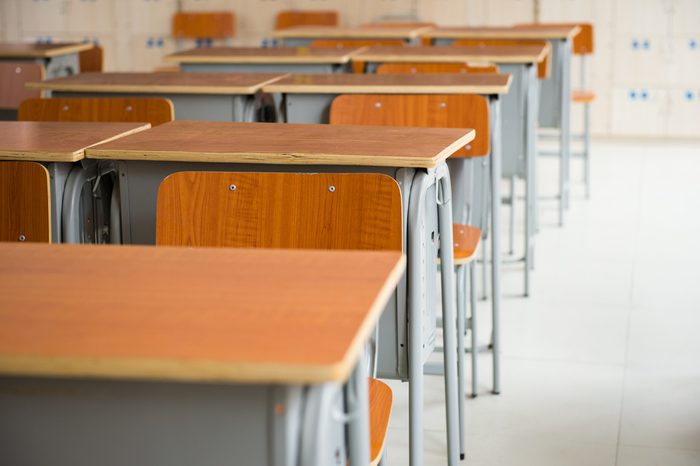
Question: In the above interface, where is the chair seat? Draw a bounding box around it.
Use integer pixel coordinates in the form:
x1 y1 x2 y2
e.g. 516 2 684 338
453 224 481 265
572 90 596 103
369 377 392 465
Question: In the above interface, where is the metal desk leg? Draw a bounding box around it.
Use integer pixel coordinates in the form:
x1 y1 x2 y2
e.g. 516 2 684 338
456 263 467 460
488 96 502 394
524 66 538 296
61 165 90 244
436 163 460 466
559 38 573 225
407 171 430 466
347 352 370 466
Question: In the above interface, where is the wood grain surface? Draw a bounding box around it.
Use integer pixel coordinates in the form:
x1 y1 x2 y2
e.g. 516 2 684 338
165 47 365 64
0 162 51 243
27 72 288 95
376 62 499 74
275 10 339 30
172 12 235 39
354 45 547 64
0 243 405 384
452 39 551 79
329 94 490 158
452 224 481 264
156 172 403 251
86 120 474 168
18 97 174 126
369 378 392 465
0 121 151 162
263 72 511 95
0 42 93 58
272 25 432 39
425 25 581 41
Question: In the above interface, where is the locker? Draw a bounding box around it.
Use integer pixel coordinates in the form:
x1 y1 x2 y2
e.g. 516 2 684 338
613 0 672 35
66 0 115 34
667 36 700 86
180 0 234 10
128 34 177 71
666 88 700 137
19 0 69 34
671 0 700 35
612 35 670 87
357 0 414 24
237 0 289 34
417 0 467 26
127 0 177 35
484 0 535 26
610 87 667 136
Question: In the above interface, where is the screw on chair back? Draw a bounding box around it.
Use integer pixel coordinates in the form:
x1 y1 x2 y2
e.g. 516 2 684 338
18 97 174 127
376 62 498 75
0 161 51 243
453 38 551 79
275 10 339 30
156 172 402 251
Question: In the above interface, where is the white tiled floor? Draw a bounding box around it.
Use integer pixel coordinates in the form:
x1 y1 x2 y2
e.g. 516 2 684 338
382 139 700 465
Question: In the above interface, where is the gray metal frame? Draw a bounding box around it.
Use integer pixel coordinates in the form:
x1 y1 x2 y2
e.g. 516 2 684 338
1 53 81 79
180 62 351 74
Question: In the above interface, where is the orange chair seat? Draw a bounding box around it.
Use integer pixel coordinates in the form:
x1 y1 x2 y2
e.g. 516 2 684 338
369 378 392 465
572 90 595 103
453 224 481 264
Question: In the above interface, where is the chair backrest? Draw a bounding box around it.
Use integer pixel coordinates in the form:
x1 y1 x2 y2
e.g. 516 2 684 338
329 94 489 158
275 10 339 30
376 62 499 74
79 44 103 72
453 38 551 79
0 161 51 243
172 12 235 40
311 39 405 73
18 97 174 126
0 62 44 110
156 172 403 251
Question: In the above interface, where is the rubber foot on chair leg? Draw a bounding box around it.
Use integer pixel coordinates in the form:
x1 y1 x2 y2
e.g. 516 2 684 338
492 390 501 395
461 453 465 461
471 393 477 399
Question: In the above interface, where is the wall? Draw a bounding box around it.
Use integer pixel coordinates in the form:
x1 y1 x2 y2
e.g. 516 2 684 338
1 0 698 137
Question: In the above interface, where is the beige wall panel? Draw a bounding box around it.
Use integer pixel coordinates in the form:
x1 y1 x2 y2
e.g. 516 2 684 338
612 35 670 87
19 0 68 35
238 0 290 34
611 87 667 136
128 34 177 71
356 0 415 24
668 36 700 86
672 0 700 35
417 0 467 26
666 88 700 137
127 0 177 35
66 0 115 34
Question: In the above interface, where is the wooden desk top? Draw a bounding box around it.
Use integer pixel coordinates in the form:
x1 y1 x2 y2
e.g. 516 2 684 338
165 47 365 64
271 25 433 40
86 120 474 168
355 45 547 64
0 42 93 58
425 25 581 41
0 121 151 162
264 73 512 95
27 72 288 95
0 243 405 384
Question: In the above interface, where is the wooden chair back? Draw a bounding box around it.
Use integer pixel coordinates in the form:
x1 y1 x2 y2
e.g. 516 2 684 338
515 23 594 55
79 44 103 72
0 162 51 243
0 62 44 110
376 62 498 74
156 172 403 251
329 94 489 158
275 10 339 30
311 39 405 73
18 97 174 126
172 12 235 40
453 38 551 79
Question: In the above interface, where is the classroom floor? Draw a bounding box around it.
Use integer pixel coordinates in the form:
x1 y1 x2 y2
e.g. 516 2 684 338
383 139 700 465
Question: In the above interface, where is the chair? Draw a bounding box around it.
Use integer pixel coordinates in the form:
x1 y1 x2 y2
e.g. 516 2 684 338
156 171 400 464
453 38 551 79
274 10 339 30
172 11 235 49
310 39 405 73
0 62 44 119
79 44 103 72
0 162 51 243
18 97 174 127
376 62 499 74
329 93 491 458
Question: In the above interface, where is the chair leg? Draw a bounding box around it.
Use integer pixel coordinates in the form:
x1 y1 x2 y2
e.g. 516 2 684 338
583 101 591 199
508 176 516 255
469 261 478 398
481 218 489 301
456 264 467 461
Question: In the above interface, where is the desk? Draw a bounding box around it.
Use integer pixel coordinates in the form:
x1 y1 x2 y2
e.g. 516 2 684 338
0 121 149 243
425 26 581 225
271 25 433 47
27 72 287 122
165 47 364 74
0 42 93 79
265 73 509 397
0 242 404 466
355 45 546 297
87 120 473 466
